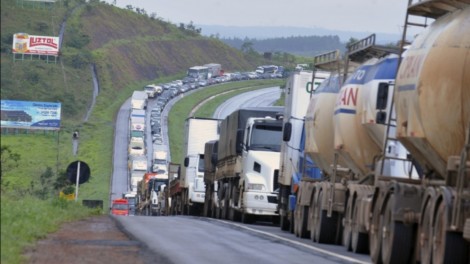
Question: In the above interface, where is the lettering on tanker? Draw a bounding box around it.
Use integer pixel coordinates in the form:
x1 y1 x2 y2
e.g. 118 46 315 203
398 54 425 80
334 86 359 115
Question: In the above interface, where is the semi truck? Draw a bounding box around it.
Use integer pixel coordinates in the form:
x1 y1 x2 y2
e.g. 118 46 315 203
202 140 218 217
168 162 181 215
137 172 169 216
131 90 148 110
286 2 469 264
276 70 329 232
128 155 148 193
368 3 470 263
203 63 223 79
111 199 129 216
208 107 284 223
152 148 168 174
129 109 145 133
170 117 221 215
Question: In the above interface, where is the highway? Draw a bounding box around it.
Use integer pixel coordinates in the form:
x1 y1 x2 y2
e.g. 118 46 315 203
111 83 371 264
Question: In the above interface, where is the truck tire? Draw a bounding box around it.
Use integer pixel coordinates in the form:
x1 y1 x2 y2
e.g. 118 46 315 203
241 212 254 224
432 201 469 264
351 198 369 253
419 199 433 264
299 205 310 238
343 196 353 251
314 190 339 244
381 196 414 264
369 197 383 264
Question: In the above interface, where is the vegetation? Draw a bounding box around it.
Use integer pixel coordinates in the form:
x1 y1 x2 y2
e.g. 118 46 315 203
1 194 98 264
0 0 293 262
221 35 346 57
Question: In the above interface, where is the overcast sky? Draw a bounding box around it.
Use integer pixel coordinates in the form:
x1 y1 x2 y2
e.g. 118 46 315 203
109 0 410 35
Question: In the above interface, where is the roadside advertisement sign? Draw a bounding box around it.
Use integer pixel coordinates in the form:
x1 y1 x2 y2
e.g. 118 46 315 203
12 33 60 56
0 100 61 130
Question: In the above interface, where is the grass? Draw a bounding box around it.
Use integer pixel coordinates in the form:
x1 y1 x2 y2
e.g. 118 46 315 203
1 194 98 264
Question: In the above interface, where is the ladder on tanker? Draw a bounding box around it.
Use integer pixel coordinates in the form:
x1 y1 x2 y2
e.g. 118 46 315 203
378 0 470 179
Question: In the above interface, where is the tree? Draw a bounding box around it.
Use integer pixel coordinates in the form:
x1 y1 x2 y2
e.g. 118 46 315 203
346 37 359 48
241 41 254 53
0 146 20 183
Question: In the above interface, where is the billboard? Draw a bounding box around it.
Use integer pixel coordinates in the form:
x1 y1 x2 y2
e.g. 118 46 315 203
0 100 61 130
12 33 60 56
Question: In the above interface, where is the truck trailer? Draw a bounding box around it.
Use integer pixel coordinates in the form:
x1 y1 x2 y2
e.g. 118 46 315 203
170 117 221 215
286 2 470 264
131 90 148 110
277 70 329 232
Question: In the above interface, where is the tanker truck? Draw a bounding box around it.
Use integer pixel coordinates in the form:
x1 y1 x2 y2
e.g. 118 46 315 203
367 2 470 264
300 34 419 250
277 70 329 232
212 107 284 223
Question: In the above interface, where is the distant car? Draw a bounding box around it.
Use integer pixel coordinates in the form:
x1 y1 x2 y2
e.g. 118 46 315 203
162 83 171 90
153 135 163 144
198 80 207 87
129 141 145 156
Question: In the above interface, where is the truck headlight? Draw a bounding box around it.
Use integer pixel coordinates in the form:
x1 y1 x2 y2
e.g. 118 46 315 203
247 183 266 191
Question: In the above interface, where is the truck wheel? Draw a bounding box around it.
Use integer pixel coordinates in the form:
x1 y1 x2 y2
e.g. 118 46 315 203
343 196 353 251
294 206 300 237
280 213 289 231
242 212 253 224
432 201 469 264
369 198 383 264
299 205 310 238
314 190 339 244
420 199 433 264
381 196 413 264
351 199 369 253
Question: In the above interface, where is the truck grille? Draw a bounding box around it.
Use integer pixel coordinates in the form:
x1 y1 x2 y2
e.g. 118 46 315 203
268 195 278 204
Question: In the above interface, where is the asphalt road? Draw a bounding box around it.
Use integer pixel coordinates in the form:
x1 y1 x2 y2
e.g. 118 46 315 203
111 83 372 264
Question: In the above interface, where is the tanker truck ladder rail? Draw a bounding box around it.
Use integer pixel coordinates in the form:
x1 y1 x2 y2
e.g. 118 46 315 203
451 122 470 230
378 84 417 179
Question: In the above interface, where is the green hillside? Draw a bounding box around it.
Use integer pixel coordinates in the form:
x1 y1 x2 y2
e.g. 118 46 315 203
1 1 287 262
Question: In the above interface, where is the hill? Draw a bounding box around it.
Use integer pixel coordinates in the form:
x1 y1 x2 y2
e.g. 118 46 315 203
1 0 270 124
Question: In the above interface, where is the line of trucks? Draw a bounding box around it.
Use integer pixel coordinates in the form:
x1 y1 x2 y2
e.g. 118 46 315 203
124 87 170 216
164 1 469 263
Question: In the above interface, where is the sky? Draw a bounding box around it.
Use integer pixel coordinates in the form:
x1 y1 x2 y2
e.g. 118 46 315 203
108 0 411 35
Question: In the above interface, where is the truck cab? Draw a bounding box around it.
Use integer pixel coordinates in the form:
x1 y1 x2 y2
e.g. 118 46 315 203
111 199 129 216
184 154 206 205
239 117 283 217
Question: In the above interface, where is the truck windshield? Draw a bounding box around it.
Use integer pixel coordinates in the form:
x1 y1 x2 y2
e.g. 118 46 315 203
126 198 136 205
250 124 282 152
112 204 129 210
152 179 168 192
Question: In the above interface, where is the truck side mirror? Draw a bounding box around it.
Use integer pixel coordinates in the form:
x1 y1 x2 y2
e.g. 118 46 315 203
376 82 389 110
184 157 189 167
283 122 292 142
211 153 218 166
376 112 387 124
